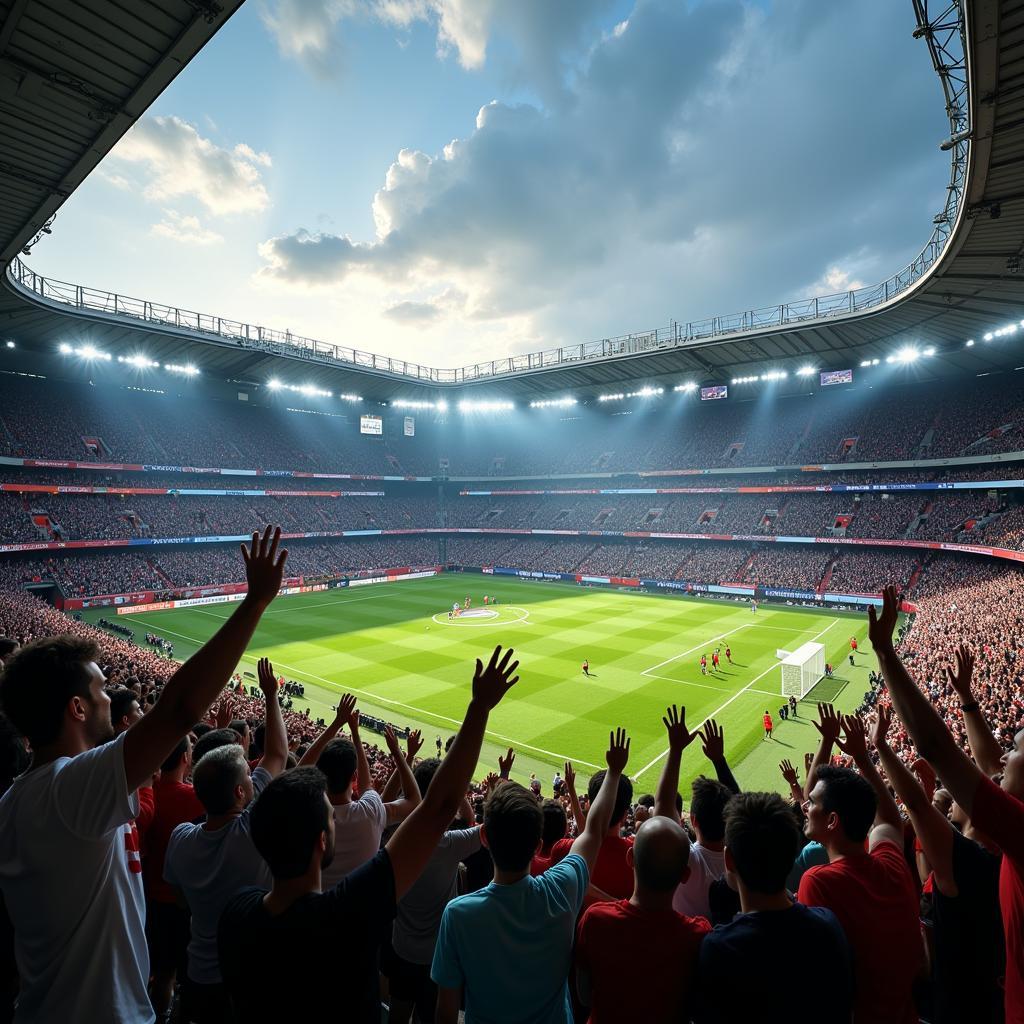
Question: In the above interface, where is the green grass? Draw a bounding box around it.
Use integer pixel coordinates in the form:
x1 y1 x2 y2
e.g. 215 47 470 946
84 578 876 796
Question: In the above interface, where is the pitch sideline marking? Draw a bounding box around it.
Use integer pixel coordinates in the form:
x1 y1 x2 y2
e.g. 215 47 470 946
633 618 841 780
120 617 603 771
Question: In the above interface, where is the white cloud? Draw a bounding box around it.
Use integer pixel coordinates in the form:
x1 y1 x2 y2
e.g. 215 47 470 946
151 210 224 246
255 0 947 366
108 116 271 217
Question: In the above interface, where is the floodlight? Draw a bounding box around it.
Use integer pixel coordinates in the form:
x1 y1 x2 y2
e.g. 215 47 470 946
966 339 975 347
923 346 936 357
894 347 920 364
797 366 816 376
59 343 72 354
268 379 282 390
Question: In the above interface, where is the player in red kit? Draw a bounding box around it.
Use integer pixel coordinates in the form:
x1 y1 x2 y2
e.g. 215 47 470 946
711 651 720 672
700 655 707 676
724 646 732 664
582 659 590 677
763 710 773 740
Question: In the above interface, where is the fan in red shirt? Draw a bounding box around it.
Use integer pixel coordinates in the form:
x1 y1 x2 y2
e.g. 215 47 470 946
576 816 709 1023
549 769 634 901
868 585 1024 1024
142 736 204 1018
798 707 921 1024
530 799 568 876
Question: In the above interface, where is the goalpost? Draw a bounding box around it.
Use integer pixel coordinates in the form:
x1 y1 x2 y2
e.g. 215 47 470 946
780 641 826 699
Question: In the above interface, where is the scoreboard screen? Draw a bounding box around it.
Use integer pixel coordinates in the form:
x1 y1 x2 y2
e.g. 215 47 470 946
820 369 853 387
700 385 728 401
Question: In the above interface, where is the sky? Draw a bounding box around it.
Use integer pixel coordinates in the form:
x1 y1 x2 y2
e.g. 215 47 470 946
30 0 950 371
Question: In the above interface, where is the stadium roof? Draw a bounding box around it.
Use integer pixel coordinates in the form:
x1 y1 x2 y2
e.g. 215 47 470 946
0 0 1022 406
0 0 244 267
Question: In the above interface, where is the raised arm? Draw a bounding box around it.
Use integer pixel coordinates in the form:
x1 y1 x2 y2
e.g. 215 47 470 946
945 646 1003 777
869 585 985 815
380 725 422 824
122 526 286 792
570 729 630 870
806 702 842 800
779 760 804 805
700 719 739 794
498 746 515 781
348 709 373 795
386 646 519 900
381 728 424 802
837 713 902 847
563 760 586 830
654 705 699 822
871 705 956 893
297 694 356 767
256 657 288 778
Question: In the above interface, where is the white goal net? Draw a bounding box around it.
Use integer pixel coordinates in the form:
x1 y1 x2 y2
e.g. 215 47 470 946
780 641 826 699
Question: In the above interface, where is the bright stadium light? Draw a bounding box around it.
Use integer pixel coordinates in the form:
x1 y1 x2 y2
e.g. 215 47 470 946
436 400 449 412
4 340 14 349
894 346 920 364
923 346 936 357
119 353 158 368
460 401 516 413
966 339 975 347
984 333 993 341
625 386 664 399
337 393 362 403
529 397 577 409
598 393 625 402
267 379 282 390
674 382 697 392
166 363 200 376
796 365 816 376
392 399 444 409
59 343 72 354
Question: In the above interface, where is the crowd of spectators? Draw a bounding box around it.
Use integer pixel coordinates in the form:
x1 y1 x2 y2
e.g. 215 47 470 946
744 547 833 591
5 373 1024 476
1 535 1023 1024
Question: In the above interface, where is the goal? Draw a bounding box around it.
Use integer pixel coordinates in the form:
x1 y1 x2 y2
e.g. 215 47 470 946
780 641 826 699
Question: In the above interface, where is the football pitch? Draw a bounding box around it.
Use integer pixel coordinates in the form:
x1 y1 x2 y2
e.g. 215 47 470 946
86 577 877 795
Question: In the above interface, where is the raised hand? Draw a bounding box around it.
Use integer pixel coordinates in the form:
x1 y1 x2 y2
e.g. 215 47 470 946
944 644 975 700
498 746 515 778
606 727 631 773
346 705 362 733
662 705 700 753
484 771 500 793
383 724 403 760
241 525 288 608
700 719 725 762
779 759 800 788
334 693 357 726
406 728 423 761
870 703 893 749
257 657 279 698
472 646 520 711
813 702 843 745
563 760 576 792
837 714 869 760
804 751 814 777
867 583 900 651
214 696 235 729
913 757 937 802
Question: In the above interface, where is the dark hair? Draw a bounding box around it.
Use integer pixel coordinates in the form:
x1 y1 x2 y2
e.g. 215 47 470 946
192 727 243 765
725 792 802 893
484 782 543 871
107 687 138 725
160 736 190 774
229 718 250 739
252 723 266 757
192 723 213 740
413 757 442 797
690 776 732 842
587 770 634 827
636 794 655 809
540 798 567 847
0 638 19 660
317 738 357 793
0 636 99 747
816 766 877 843
192 744 249 814
250 767 330 879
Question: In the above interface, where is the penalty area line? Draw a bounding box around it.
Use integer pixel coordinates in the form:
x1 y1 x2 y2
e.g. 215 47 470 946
120 618 602 771
634 617 840 780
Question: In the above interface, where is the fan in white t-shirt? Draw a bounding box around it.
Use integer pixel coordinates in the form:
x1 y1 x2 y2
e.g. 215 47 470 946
0 525 289 1024
307 705 424 885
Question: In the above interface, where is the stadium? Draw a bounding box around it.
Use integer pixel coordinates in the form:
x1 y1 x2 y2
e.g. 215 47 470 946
0 1 1022 1023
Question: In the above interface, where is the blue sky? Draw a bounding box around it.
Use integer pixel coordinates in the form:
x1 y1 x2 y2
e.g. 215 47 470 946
32 0 949 369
